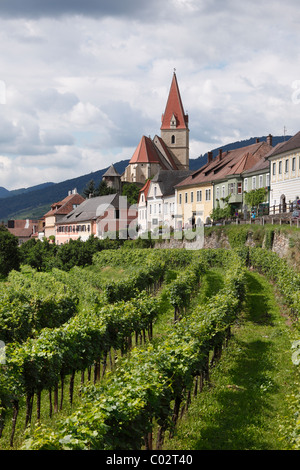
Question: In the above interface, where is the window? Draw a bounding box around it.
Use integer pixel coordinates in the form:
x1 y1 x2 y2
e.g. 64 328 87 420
259 175 263 188
159 204 161 214
252 176 256 189
191 191 194 203
266 173 270 187
205 189 211 201
179 193 182 205
197 190 202 202
244 178 248 192
216 187 220 199
229 182 235 194
222 185 225 198
154 186 157 197
272 162 276 175
149 204 152 215
237 182 242 194
171 135 175 144
278 161 282 174
285 159 289 173
292 157 296 172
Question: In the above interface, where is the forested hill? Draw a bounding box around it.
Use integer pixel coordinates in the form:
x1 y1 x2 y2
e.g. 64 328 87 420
0 135 290 222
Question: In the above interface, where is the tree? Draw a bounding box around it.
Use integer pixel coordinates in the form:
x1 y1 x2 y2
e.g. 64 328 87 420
210 195 232 221
83 180 115 198
83 179 97 198
0 225 20 277
19 238 57 271
122 183 140 206
96 180 115 196
244 188 267 209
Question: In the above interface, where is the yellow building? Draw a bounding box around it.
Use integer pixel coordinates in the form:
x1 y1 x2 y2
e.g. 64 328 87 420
175 181 212 229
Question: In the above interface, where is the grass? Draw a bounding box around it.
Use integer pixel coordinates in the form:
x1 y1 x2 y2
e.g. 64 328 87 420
162 270 300 450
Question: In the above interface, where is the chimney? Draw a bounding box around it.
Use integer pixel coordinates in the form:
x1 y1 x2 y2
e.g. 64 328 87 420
207 151 213 163
218 149 223 161
267 134 273 146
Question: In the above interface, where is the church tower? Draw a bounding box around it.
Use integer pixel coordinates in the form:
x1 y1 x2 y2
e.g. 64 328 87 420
160 71 189 170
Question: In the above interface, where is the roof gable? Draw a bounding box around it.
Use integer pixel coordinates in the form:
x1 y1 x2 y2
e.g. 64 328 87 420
266 130 300 158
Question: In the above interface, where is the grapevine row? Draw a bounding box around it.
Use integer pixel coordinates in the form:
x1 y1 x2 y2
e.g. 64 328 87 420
1 252 207 445
23 250 246 450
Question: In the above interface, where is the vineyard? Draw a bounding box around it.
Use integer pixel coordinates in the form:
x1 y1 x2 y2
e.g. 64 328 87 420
0 245 300 450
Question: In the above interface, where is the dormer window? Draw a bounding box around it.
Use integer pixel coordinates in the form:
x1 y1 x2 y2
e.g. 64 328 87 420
170 113 177 129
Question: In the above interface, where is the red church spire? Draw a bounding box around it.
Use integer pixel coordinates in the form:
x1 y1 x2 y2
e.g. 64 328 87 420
161 71 188 130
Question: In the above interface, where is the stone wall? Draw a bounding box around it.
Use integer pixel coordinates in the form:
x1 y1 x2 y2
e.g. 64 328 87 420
154 228 291 257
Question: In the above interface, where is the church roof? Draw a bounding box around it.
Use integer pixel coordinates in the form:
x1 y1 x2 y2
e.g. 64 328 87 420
161 72 188 130
129 135 176 170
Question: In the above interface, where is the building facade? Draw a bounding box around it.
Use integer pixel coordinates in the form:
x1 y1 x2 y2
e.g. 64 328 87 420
267 131 300 210
43 189 85 240
55 194 138 244
138 169 192 234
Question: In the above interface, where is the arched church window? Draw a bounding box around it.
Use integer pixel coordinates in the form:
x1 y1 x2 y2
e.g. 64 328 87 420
171 135 175 144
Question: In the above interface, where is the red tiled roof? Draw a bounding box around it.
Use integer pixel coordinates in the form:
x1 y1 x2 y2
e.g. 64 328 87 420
129 135 172 170
161 72 188 130
7 219 38 238
138 178 151 202
154 135 178 170
175 141 272 188
44 193 85 217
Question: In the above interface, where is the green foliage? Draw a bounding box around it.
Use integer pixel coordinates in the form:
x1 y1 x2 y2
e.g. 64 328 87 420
19 249 246 450
19 238 57 271
121 183 140 206
244 187 267 208
82 179 115 198
210 195 232 221
0 225 20 277
227 226 249 248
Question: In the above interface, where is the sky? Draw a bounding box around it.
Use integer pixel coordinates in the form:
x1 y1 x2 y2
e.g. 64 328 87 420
0 0 300 190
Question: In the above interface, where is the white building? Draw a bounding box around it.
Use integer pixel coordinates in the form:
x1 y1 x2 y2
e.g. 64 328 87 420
267 131 300 210
137 169 192 235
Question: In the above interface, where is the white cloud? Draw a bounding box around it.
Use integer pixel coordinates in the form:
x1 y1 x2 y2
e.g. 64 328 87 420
0 1 299 189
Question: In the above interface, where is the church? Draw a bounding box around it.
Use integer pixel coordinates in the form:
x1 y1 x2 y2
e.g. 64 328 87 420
121 71 190 185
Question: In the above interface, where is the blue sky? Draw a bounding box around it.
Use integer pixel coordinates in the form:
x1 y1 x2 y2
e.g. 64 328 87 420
0 0 299 189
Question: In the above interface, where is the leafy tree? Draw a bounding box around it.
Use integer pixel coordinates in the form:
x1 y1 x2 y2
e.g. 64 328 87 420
122 183 140 206
19 238 57 271
210 195 232 221
0 225 20 276
244 187 267 208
